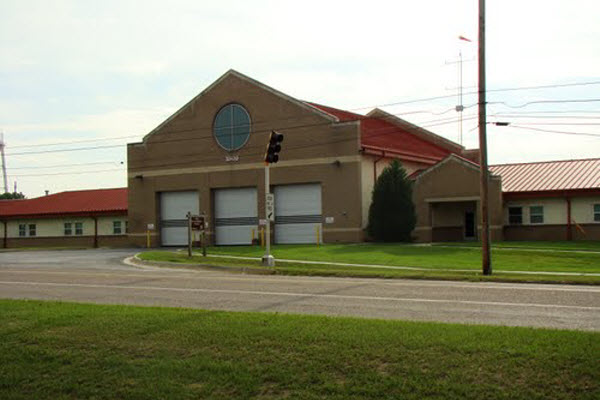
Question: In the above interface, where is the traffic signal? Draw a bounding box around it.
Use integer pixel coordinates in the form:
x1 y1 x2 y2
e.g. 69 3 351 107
264 130 284 164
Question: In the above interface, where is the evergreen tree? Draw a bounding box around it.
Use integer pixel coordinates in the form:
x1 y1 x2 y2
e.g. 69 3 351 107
367 159 416 242
0 192 25 200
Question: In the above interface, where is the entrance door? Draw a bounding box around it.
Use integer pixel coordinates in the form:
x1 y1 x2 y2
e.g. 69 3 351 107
464 211 476 239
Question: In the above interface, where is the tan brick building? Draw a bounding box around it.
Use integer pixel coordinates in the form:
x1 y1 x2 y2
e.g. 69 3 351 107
127 70 499 246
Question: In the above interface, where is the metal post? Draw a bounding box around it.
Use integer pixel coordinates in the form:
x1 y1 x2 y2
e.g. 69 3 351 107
478 0 491 275
262 165 275 266
187 212 192 257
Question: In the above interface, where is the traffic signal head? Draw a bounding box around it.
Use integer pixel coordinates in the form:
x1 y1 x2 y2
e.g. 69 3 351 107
264 131 284 164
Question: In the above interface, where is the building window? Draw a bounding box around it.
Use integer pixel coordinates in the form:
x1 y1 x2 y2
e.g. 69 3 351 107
530 206 544 224
19 224 26 237
508 207 522 225
28 224 36 237
594 204 600 222
64 222 72 236
213 103 251 151
113 221 122 234
75 222 83 235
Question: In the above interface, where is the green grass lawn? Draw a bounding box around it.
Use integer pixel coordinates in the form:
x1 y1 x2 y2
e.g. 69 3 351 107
436 241 600 251
138 241 600 284
204 242 600 273
1 300 598 400
139 250 600 285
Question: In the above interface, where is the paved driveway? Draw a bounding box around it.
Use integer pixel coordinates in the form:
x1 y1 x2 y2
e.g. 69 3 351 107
0 248 599 331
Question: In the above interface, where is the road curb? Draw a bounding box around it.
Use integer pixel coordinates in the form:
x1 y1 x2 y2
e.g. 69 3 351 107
126 253 277 275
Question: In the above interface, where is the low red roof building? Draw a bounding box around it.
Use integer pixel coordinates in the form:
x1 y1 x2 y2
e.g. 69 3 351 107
0 188 128 248
0 188 128 219
490 158 600 241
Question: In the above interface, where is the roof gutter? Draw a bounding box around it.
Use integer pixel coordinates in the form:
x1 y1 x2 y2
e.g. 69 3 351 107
361 145 441 165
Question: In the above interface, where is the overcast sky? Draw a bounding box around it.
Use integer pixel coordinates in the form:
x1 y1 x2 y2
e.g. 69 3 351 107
1 0 599 197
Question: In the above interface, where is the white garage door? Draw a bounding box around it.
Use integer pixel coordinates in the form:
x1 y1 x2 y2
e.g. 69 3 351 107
214 187 258 245
274 184 322 244
160 191 199 246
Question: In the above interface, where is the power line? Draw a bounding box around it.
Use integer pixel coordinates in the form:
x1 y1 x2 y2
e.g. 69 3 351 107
7 161 123 170
506 125 600 138
6 108 474 157
12 168 126 177
9 135 140 149
490 114 600 120
488 98 600 109
350 79 600 110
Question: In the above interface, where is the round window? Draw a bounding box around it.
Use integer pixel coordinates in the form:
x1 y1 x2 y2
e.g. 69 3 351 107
213 104 251 151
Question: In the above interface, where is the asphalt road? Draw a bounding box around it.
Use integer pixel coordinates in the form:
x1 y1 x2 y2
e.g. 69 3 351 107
0 248 599 331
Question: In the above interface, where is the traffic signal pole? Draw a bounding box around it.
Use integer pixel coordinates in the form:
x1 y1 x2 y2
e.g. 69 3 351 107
262 131 283 267
262 163 275 267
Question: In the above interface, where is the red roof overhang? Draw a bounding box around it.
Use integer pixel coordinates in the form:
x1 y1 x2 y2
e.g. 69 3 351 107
503 188 600 201
0 209 127 221
361 145 442 165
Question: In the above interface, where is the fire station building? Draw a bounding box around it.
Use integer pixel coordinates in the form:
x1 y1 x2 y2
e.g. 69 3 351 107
127 70 503 247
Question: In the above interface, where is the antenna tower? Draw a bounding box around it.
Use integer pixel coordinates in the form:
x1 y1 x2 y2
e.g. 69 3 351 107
0 132 7 193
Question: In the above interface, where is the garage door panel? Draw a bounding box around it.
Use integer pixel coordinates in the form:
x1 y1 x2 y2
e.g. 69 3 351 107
275 223 322 244
274 184 321 216
215 226 256 245
161 227 189 246
214 188 257 245
274 184 322 244
160 191 199 246
161 192 198 220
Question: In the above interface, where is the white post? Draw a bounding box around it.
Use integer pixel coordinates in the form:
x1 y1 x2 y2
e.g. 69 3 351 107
262 164 275 266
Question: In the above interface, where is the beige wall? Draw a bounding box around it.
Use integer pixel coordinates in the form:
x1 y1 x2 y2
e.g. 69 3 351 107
0 216 128 239
503 195 600 241
571 197 600 224
504 196 600 226
504 198 566 226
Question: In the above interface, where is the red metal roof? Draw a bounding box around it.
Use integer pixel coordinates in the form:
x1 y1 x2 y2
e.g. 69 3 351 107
0 188 128 218
305 102 454 164
489 158 600 193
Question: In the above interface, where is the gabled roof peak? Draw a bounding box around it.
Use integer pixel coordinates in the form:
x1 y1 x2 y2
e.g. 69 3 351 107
140 70 338 142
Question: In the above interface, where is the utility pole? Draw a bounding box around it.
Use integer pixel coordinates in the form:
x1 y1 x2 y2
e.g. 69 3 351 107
478 0 492 275
458 50 464 145
0 132 8 193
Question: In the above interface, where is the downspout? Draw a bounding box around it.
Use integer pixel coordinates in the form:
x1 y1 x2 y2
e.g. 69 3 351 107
93 216 98 248
2 220 6 249
373 151 385 182
566 197 572 241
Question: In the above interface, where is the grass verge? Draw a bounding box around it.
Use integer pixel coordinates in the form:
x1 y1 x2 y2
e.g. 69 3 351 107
138 247 600 285
1 299 598 400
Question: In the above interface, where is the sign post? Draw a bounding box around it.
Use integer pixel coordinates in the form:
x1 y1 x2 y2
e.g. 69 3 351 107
189 214 207 257
186 212 192 257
